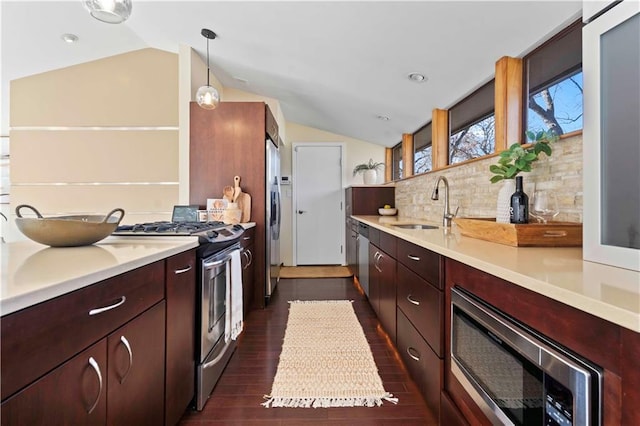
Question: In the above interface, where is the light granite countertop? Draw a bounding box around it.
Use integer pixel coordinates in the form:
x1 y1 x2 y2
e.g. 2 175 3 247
353 215 640 333
1 236 199 316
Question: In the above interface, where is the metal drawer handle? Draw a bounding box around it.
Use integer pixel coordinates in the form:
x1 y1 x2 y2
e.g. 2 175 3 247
203 257 229 268
407 254 421 261
242 250 250 269
247 249 253 267
174 265 192 274
243 236 251 240
407 294 420 306
87 357 103 414
407 347 421 362
119 336 133 384
89 296 126 316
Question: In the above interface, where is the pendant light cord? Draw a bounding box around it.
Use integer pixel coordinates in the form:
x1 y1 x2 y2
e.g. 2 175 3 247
206 36 210 86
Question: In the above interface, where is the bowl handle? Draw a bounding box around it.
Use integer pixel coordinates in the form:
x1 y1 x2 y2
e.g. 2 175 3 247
16 204 43 218
103 208 125 225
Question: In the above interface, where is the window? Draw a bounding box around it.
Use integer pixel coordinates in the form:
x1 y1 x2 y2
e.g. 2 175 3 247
526 21 582 136
413 123 432 174
392 142 402 180
449 80 495 164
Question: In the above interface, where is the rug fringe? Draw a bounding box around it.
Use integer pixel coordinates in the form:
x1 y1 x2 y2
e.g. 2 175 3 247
288 300 354 304
262 393 398 408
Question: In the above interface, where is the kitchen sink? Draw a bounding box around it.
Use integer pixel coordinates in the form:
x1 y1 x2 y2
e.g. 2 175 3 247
393 224 438 230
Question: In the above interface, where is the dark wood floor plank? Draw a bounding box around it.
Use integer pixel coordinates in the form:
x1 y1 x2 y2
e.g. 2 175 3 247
179 277 437 425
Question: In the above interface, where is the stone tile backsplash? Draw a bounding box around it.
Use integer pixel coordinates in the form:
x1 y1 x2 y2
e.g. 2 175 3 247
395 133 583 223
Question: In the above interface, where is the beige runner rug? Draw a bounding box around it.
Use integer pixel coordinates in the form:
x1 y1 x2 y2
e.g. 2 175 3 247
262 300 397 408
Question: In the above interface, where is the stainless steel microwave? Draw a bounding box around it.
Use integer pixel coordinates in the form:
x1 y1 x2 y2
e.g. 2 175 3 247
450 287 602 425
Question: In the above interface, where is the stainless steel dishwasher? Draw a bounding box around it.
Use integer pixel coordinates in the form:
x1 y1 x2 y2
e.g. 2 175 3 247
357 222 370 296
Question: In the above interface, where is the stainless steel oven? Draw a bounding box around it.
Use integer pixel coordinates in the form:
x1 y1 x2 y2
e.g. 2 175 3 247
451 286 602 425
196 243 240 411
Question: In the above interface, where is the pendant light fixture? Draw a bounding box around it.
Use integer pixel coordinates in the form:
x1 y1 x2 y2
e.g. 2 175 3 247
196 28 220 110
84 0 132 24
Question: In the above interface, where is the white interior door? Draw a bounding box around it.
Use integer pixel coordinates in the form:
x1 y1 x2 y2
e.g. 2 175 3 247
294 144 344 265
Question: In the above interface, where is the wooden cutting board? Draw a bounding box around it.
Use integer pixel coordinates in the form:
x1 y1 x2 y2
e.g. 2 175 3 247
236 192 251 222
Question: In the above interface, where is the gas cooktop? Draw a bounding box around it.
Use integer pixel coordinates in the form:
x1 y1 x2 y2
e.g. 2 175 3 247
112 221 245 245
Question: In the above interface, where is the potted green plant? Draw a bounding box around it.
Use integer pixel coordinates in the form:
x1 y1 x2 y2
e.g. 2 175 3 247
489 130 558 222
489 130 557 183
353 158 384 184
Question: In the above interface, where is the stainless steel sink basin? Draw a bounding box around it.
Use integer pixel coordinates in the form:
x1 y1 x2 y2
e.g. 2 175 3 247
393 224 438 230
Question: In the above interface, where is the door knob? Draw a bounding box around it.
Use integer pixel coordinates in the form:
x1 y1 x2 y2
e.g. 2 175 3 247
298 210 306 214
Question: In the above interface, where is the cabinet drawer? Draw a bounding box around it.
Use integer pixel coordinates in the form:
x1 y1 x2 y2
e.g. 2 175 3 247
240 226 255 248
397 239 442 289
397 308 442 418
379 231 397 258
397 263 443 356
369 227 380 246
1 261 164 400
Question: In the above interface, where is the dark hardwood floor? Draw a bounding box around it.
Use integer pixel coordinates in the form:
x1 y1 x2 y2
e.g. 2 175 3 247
179 277 438 425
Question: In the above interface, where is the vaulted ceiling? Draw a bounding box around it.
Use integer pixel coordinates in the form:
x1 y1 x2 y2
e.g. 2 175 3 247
1 1 582 145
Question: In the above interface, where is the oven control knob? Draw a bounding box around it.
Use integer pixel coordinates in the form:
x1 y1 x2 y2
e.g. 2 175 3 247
207 230 219 239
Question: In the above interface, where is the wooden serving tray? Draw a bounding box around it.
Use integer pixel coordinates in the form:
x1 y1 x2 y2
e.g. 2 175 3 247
453 217 582 247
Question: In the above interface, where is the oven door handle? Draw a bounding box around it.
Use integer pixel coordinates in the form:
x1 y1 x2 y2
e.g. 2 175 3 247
203 257 230 269
202 339 233 370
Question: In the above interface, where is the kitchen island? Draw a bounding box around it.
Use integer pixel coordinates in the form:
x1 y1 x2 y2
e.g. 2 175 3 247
1 236 199 425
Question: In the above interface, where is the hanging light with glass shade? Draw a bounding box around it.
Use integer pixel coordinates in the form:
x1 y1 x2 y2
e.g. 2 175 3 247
196 28 220 110
84 0 132 24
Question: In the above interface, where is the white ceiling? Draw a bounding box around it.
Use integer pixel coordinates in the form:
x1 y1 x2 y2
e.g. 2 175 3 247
1 0 582 146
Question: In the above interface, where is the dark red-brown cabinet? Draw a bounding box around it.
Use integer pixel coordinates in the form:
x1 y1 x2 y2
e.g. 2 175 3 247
190 101 276 309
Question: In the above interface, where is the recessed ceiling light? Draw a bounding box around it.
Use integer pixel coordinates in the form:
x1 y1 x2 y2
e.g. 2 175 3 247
61 33 79 44
408 72 427 83
376 115 390 121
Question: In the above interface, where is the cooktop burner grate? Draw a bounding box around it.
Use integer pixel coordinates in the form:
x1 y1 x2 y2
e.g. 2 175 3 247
116 221 226 234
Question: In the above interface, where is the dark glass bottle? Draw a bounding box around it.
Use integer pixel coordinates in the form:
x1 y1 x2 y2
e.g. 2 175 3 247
510 176 529 224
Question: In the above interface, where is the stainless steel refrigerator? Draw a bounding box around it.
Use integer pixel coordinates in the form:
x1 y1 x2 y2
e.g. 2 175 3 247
265 139 281 303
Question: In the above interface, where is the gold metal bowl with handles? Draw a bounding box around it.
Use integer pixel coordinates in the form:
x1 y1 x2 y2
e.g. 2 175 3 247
15 204 125 247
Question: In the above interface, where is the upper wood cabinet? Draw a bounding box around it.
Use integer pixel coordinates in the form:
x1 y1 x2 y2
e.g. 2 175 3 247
190 101 274 309
266 106 279 147
345 186 395 217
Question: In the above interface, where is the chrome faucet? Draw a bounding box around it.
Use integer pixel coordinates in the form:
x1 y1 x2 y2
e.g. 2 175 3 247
431 176 457 228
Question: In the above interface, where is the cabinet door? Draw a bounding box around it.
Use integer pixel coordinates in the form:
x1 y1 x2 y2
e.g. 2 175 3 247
346 222 358 276
377 249 397 345
583 2 640 271
107 302 165 426
368 244 380 316
165 251 196 426
241 244 255 317
1 340 107 426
